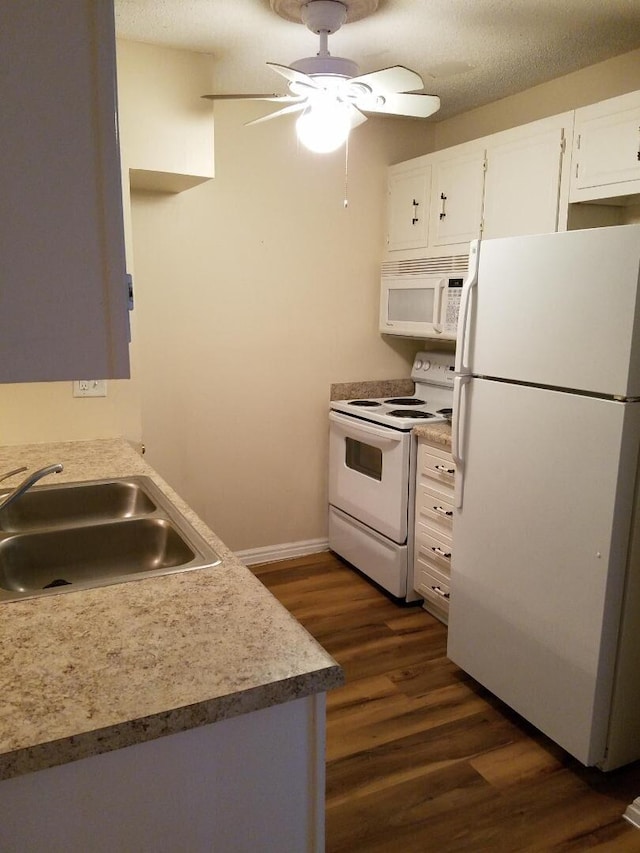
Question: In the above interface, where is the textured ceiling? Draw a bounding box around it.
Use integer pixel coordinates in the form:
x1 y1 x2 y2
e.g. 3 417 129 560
114 0 640 119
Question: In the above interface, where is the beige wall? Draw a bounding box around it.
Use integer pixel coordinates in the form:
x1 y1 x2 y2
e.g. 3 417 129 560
131 95 431 551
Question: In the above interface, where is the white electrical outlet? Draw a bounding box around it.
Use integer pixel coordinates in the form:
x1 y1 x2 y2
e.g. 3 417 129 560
73 380 107 397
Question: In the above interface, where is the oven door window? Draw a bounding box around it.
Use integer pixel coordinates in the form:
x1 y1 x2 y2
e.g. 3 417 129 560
345 437 382 481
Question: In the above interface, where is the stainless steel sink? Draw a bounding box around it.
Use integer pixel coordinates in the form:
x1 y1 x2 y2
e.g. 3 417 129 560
0 478 157 533
0 476 221 602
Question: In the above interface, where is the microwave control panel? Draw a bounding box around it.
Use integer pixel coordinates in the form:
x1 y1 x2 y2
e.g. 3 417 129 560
443 278 464 334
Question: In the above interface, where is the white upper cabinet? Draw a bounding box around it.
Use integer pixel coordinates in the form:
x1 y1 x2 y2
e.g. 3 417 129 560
428 148 486 247
0 0 130 383
387 160 431 251
570 90 640 203
482 115 572 240
385 113 572 264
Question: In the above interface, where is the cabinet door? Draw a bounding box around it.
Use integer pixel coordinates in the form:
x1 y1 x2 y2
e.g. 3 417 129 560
387 164 431 251
428 151 486 248
0 0 130 382
574 107 640 190
570 91 640 203
482 127 565 239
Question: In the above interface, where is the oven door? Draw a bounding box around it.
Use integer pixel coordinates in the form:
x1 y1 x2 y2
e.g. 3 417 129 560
329 411 411 543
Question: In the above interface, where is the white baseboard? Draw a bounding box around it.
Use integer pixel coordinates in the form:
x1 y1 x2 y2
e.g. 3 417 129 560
235 538 329 566
624 798 640 829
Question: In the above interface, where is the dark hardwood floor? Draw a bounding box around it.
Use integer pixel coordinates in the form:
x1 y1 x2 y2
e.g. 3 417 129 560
252 551 640 852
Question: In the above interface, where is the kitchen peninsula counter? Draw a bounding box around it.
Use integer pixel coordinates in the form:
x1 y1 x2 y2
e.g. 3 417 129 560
0 438 343 782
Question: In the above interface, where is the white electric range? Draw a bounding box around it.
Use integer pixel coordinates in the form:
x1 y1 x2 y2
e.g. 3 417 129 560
328 351 454 601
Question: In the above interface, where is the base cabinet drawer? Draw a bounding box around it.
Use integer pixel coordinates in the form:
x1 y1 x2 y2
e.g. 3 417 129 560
418 448 455 502
416 529 452 573
416 486 454 540
415 564 450 623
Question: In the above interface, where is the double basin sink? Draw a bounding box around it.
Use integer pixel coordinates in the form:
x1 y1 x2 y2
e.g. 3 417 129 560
0 476 221 602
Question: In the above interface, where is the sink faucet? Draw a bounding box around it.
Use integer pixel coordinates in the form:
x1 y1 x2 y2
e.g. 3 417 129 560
0 463 64 513
0 466 28 484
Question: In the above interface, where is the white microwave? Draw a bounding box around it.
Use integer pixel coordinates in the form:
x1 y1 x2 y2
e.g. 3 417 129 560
379 275 464 340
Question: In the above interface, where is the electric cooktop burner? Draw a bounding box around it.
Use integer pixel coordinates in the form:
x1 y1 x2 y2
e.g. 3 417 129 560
330 351 455 430
387 409 437 419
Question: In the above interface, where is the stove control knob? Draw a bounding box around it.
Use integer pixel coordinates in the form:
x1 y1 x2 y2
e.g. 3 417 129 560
422 360 431 371
415 359 423 369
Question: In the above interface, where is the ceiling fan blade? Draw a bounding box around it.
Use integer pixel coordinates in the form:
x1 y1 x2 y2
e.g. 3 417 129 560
355 92 440 119
349 107 368 129
202 94 299 102
266 62 317 89
349 66 424 94
245 102 307 127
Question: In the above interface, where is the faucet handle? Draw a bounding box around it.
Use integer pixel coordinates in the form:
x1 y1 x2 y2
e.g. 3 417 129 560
0 466 28 485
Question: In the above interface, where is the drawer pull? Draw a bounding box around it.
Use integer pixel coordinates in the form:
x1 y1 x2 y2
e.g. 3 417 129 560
434 464 455 475
432 505 453 518
431 585 450 600
431 546 451 559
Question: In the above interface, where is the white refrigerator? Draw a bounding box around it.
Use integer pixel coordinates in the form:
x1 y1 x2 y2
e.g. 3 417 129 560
448 223 640 770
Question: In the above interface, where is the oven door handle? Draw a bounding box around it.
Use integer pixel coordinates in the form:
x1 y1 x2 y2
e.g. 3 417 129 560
329 411 405 446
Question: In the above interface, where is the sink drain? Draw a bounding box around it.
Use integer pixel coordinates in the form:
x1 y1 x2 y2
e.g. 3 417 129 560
43 578 72 589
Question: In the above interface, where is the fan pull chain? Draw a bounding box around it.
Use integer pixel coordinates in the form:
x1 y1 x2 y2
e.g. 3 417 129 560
343 135 349 209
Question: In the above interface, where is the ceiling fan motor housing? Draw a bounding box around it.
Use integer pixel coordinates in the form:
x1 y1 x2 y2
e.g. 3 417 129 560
290 55 359 78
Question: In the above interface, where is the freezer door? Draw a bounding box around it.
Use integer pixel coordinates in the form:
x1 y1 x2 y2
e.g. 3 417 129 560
464 224 640 397
448 378 640 766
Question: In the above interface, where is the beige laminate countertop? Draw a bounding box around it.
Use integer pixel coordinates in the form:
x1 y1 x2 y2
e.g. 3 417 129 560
412 422 452 448
0 438 343 781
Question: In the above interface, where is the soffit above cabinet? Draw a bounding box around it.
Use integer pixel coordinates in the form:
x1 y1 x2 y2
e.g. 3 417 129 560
116 40 215 194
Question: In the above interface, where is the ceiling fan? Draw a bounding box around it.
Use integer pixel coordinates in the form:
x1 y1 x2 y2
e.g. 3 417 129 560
202 0 441 153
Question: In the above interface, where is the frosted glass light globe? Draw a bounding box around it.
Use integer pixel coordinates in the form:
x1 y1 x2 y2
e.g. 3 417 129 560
296 98 351 154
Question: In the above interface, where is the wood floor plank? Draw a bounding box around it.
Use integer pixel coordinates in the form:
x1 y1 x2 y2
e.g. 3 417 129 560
252 552 640 851
470 738 564 788
327 709 518 807
327 681 492 762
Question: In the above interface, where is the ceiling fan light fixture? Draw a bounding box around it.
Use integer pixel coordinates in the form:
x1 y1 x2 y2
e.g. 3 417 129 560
295 96 351 153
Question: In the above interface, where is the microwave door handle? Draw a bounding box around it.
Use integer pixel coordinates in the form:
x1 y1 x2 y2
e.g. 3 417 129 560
432 279 444 334
454 240 480 375
451 375 470 509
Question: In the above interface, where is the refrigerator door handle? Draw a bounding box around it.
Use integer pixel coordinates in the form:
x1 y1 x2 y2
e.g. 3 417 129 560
452 374 471 508
454 240 480 376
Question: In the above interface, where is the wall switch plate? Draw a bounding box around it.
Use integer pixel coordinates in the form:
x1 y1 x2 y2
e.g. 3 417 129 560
73 379 107 397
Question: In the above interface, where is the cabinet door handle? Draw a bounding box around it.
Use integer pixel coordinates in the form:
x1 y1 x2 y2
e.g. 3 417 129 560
637 126 640 161
434 464 455 475
412 198 420 225
431 546 452 559
432 505 453 517
439 193 447 220
431 585 450 600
